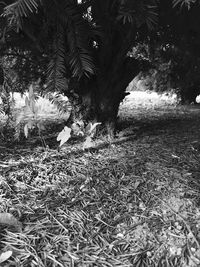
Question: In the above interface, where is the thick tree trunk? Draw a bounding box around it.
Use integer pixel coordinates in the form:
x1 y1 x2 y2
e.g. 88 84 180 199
95 58 140 126
67 58 140 136
67 79 122 134
94 88 121 136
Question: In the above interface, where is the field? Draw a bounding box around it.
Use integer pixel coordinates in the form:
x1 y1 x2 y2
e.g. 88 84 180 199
1 91 200 266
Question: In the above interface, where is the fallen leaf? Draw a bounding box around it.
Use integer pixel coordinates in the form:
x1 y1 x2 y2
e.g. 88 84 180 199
57 126 72 147
83 136 93 150
134 180 141 189
0 251 12 264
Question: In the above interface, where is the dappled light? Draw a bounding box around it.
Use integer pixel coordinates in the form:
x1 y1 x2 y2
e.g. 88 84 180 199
1 0 200 266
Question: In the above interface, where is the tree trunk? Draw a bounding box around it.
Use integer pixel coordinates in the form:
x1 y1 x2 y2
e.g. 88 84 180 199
67 78 122 135
96 58 140 125
68 58 140 136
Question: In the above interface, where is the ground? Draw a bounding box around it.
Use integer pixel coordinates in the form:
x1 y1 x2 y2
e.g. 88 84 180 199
1 91 200 266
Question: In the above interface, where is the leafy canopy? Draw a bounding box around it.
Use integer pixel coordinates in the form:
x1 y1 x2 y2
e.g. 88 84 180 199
0 0 158 93
0 0 198 95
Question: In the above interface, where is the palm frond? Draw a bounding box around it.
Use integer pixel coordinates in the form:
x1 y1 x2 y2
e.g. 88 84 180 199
69 49 94 78
46 92 71 114
173 0 196 9
47 25 68 92
58 1 95 78
142 4 158 31
4 0 41 31
117 0 158 31
67 25 95 78
4 0 95 79
4 0 41 17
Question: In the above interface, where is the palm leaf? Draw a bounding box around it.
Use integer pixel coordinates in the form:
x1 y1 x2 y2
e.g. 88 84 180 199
46 92 71 114
4 0 41 17
47 25 68 92
143 4 158 30
4 0 95 80
67 26 95 78
69 49 94 78
58 1 95 78
117 0 158 30
173 0 196 9
4 0 41 30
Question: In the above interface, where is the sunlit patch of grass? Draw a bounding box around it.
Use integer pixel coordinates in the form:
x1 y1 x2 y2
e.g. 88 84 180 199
118 91 200 129
125 91 178 107
119 91 178 117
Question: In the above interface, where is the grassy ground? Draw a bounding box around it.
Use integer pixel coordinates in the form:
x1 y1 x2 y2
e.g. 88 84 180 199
1 91 200 266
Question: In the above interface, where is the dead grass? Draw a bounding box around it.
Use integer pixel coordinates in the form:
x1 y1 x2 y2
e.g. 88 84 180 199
1 91 200 266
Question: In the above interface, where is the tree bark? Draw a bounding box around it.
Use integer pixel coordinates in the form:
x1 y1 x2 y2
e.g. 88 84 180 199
68 58 140 135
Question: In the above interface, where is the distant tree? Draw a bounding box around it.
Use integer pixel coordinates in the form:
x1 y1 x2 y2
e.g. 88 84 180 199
128 43 173 94
150 0 200 103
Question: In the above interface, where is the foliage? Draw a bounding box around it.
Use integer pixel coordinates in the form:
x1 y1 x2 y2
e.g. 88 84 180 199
0 85 72 143
128 0 200 102
0 68 16 116
1 52 48 93
14 84 45 140
0 0 160 127
128 44 173 94
1 0 200 124
2 0 97 88
57 121 101 149
173 0 198 9
46 92 71 114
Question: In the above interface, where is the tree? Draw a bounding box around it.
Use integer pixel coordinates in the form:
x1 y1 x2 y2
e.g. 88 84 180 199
149 0 200 104
1 0 199 133
0 0 158 134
